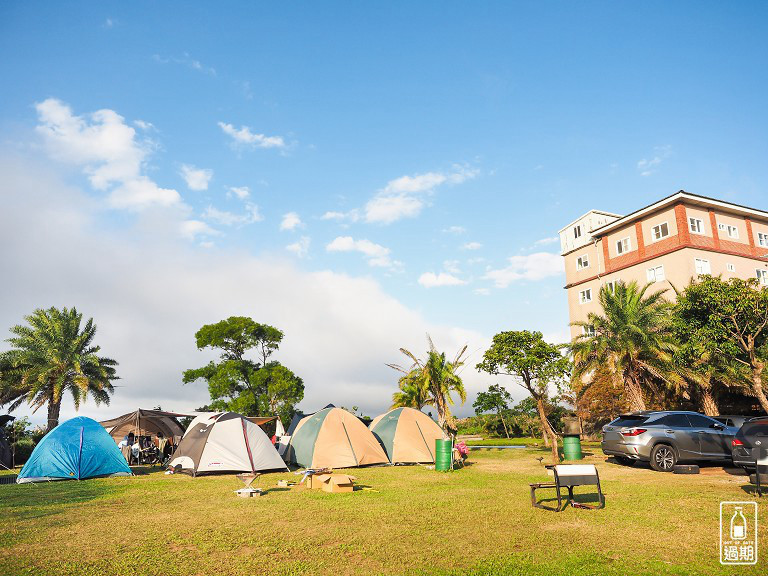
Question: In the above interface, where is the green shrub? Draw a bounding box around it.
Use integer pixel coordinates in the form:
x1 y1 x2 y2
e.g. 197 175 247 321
11 438 36 465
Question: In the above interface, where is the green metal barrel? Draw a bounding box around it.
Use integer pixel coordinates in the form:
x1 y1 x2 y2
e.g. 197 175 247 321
562 435 583 461
435 439 452 471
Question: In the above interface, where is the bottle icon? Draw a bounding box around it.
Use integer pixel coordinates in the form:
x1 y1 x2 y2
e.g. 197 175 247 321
731 506 747 540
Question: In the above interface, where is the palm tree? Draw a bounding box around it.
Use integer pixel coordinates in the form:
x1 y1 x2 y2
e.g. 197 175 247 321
391 368 430 410
387 335 467 430
571 281 683 412
675 341 748 416
0 307 118 431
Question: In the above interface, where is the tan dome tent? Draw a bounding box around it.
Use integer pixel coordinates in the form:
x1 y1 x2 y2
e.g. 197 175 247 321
286 407 388 469
168 412 287 476
370 408 445 464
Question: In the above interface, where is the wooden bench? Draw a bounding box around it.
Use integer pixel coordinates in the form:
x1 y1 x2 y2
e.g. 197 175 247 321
530 464 605 511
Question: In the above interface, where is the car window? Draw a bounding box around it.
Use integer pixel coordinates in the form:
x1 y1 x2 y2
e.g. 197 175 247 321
611 416 648 427
687 414 717 428
742 422 768 436
656 414 692 428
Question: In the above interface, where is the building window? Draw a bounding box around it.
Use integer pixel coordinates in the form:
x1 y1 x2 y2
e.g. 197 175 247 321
718 222 739 238
727 263 736 273
605 279 620 293
582 325 595 337
651 222 670 241
647 265 665 283
616 237 631 255
694 258 711 275
576 254 590 270
758 270 768 286
689 218 704 234
573 225 582 239
758 232 768 247
579 289 592 304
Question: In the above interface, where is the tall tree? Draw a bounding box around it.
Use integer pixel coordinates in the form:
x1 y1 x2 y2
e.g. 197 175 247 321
570 281 683 412
477 330 570 463
0 307 118 431
183 317 304 421
387 335 467 430
391 368 430 410
675 276 768 413
473 384 513 438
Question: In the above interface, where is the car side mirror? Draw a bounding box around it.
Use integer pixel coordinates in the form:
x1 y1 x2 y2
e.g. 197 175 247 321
711 423 724 430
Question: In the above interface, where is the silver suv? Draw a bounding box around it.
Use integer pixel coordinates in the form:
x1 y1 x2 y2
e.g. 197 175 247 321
601 411 738 471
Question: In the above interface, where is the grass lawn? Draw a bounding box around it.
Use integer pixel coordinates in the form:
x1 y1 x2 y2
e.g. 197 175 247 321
1 448 763 576
465 437 601 448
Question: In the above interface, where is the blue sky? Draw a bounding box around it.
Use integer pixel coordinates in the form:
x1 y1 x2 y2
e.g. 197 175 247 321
2 2 768 421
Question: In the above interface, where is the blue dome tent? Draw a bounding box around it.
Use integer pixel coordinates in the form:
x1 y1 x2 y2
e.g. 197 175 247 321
17 416 132 483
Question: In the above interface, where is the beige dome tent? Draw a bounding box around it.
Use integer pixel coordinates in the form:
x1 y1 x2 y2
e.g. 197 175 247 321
168 412 287 476
370 407 445 464
285 407 388 469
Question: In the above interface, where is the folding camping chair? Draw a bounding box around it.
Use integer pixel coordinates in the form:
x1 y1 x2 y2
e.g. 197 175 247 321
530 464 605 511
748 449 768 497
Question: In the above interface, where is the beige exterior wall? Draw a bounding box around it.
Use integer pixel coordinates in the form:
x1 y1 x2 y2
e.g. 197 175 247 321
641 206 678 245
713 212 748 244
751 220 768 249
563 195 768 340
563 242 602 284
604 225 638 259
684 206 712 238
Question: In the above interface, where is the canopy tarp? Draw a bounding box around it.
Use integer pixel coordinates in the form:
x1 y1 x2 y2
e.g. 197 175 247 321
100 409 190 443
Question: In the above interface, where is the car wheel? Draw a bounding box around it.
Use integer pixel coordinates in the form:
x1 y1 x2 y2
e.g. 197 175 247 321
650 444 677 472
615 456 636 466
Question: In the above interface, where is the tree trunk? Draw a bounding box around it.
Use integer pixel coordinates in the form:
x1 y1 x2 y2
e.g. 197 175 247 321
497 410 510 438
47 399 62 432
751 360 768 414
535 396 559 464
700 388 720 416
624 371 647 412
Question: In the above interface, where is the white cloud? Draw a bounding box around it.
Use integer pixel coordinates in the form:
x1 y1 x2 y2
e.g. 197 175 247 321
280 212 303 231
443 260 461 274
364 166 478 224
462 241 483 251
152 52 216 76
637 145 673 177
321 209 360 223
35 98 181 210
180 164 213 191
418 272 468 288
286 236 310 258
326 236 401 269
533 236 558 246
473 288 491 296
483 252 564 287
444 225 466 235
202 204 263 227
133 120 155 132
228 186 250 200
0 156 497 423
218 122 286 149
180 219 219 241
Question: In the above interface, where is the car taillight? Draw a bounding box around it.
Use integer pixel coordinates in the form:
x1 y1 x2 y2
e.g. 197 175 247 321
732 438 744 447
621 428 646 437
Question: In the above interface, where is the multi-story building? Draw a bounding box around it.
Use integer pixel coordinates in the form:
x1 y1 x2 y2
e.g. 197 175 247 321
560 190 768 339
